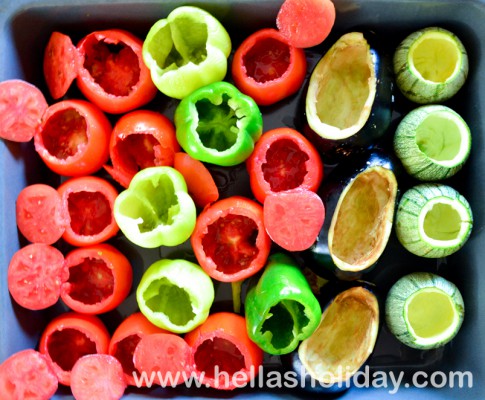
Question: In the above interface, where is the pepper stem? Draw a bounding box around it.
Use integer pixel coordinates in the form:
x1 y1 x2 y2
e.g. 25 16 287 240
232 280 243 314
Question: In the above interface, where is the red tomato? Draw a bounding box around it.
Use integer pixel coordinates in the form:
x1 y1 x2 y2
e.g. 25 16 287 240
231 28 306 106
16 184 67 244
8 244 68 310
109 312 168 386
70 354 126 400
76 29 157 114
246 127 324 203
104 110 180 188
184 312 263 390
43 31 80 99
0 79 48 142
57 176 119 246
277 0 336 48
191 196 271 282
173 152 219 208
34 99 111 177
38 312 110 386
0 349 58 400
264 189 325 251
133 333 192 387
60 244 132 314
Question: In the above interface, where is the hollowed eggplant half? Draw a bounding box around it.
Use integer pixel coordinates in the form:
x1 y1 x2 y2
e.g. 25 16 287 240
301 150 398 280
303 32 393 164
283 285 380 393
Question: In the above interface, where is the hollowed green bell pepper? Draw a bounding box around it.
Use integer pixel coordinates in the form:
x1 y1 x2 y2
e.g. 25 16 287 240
174 81 263 166
142 6 231 99
113 166 196 248
245 253 322 355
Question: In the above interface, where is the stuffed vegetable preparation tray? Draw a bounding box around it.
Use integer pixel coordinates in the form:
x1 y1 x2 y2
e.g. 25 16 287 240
0 0 484 399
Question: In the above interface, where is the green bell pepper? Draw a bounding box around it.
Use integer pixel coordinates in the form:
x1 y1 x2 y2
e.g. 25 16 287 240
245 253 322 355
174 81 263 166
142 6 231 99
136 258 215 333
113 166 196 248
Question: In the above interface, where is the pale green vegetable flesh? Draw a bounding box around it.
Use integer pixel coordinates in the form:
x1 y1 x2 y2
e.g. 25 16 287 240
385 272 465 350
329 167 398 271
395 184 473 258
394 27 468 104
306 32 376 140
394 105 471 180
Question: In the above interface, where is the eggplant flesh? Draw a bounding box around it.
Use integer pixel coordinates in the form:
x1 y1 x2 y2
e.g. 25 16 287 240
304 31 393 164
300 150 398 280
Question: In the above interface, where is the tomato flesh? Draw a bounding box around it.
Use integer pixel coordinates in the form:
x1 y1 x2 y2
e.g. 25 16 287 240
194 337 245 378
114 133 165 170
243 37 290 83
41 108 88 159
67 191 112 236
83 39 140 96
112 334 141 377
202 214 259 275
262 139 309 192
46 328 97 372
66 258 114 305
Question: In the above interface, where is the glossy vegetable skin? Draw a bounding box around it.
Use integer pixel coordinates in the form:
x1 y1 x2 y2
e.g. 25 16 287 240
57 176 119 246
114 166 196 248
109 312 168 386
191 196 271 282
34 99 111 177
245 253 322 355
303 31 394 164
76 29 157 114
246 127 323 204
60 244 133 314
301 150 399 280
185 312 263 390
104 110 180 188
175 81 263 166
38 313 110 386
231 28 307 106
143 6 231 99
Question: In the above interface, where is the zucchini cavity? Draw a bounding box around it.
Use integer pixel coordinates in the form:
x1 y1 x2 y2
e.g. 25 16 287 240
304 32 393 163
395 184 473 258
385 272 464 350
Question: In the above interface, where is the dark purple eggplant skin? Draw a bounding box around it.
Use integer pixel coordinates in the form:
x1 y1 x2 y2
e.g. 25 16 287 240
302 31 394 165
298 149 401 281
280 280 381 394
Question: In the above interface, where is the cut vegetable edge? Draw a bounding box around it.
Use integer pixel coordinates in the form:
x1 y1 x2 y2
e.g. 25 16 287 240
394 105 471 180
396 184 473 257
385 272 464 349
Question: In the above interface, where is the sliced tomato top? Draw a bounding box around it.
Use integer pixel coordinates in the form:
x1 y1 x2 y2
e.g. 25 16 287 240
43 31 80 99
246 127 324 203
7 244 68 311
61 244 133 314
57 176 119 246
76 29 157 114
105 110 180 188
0 79 48 142
191 196 271 282
0 349 58 400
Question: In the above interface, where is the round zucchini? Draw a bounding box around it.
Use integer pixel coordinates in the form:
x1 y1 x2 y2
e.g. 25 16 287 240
304 31 393 164
394 27 468 104
385 272 464 350
394 105 471 181
395 184 473 258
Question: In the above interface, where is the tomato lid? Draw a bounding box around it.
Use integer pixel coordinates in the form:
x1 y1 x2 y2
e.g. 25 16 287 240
0 79 48 142
43 32 80 100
